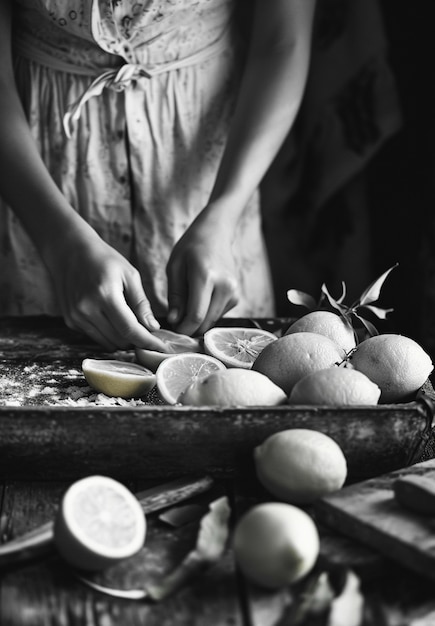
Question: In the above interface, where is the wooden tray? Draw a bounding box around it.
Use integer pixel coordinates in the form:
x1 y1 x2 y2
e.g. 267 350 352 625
0 317 434 482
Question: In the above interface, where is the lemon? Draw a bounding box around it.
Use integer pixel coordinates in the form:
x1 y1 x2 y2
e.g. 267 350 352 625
288 366 381 406
254 429 347 504
82 359 156 398
135 329 201 372
54 475 146 571
233 502 319 588
349 334 433 403
179 368 287 406
252 332 345 395
155 352 226 404
285 310 356 354
203 327 277 369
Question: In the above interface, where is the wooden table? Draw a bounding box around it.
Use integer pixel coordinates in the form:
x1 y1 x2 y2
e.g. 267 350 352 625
3 476 435 625
2 317 435 624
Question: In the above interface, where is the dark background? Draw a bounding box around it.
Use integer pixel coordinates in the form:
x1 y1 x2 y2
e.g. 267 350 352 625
367 1 435 344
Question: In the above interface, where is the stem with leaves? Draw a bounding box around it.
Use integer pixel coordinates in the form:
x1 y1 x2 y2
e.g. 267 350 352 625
287 264 397 340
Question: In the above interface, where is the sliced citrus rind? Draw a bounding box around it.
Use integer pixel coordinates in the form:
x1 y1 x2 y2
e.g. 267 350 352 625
82 358 156 398
54 475 146 571
135 349 174 372
155 352 226 405
203 327 277 369
151 328 202 352
135 329 202 372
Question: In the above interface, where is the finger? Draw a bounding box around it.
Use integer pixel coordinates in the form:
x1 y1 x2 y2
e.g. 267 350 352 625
124 272 161 332
195 286 239 336
175 273 214 337
65 291 140 350
103 290 168 351
166 258 187 328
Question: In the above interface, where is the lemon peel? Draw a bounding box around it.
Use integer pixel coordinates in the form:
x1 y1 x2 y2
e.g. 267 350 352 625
288 367 381 406
82 359 156 398
254 429 347 504
349 334 433 402
252 332 346 395
285 310 356 354
233 502 320 588
179 368 287 407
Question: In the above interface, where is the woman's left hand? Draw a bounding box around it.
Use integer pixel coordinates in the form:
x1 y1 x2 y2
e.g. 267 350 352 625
166 207 239 336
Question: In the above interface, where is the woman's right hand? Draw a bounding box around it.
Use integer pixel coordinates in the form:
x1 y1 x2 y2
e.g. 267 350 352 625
47 230 167 352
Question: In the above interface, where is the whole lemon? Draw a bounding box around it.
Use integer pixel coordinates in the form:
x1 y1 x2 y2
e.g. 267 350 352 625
349 334 433 403
252 332 345 395
233 502 319 589
254 429 347 504
179 368 287 407
285 311 356 354
288 366 381 406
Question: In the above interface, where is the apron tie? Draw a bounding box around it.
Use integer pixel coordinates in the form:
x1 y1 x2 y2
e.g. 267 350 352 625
63 64 153 138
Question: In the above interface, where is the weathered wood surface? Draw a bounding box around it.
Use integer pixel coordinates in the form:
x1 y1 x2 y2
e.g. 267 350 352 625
0 476 214 568
3 476 435 625
1 317 434 482
314 459 435 582
1 403 431 482
0 479 242 626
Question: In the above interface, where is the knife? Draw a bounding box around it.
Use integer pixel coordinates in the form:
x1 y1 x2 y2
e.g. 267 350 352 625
0 475 214 568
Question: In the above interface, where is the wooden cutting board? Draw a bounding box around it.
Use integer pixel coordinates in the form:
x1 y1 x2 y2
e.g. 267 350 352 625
314 459 435 581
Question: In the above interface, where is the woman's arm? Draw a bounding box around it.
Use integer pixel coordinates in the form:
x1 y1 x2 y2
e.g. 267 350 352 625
167 0 316 335
210 0 316 210
0 1 165 351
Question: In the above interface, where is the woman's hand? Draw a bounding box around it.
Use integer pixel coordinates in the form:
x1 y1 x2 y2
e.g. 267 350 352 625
48 230 167 352
165 0 316 337
166 207 239 336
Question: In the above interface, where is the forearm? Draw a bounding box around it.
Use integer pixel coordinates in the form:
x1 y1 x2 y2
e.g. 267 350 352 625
0 0 93 267
0 85 95 264
209 0 316 217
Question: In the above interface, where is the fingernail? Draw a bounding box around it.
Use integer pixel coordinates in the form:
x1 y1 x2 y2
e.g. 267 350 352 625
148 317 160 331
167 309 178 325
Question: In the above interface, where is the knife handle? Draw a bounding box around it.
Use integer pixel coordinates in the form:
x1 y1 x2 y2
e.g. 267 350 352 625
0 521 55 567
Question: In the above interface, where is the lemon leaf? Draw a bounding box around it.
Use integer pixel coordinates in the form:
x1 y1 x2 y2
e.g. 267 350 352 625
287 289 317 310
356 264 398 307
320 284 348 315
358 304 394 320
351 313 379 337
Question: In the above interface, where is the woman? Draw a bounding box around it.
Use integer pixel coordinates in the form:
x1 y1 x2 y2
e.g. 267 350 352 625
0 0 316 350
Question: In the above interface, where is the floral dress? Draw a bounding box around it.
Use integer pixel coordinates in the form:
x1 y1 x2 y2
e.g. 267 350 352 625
0 0 275 318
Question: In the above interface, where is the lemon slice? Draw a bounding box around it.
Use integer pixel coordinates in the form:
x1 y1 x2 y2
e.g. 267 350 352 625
156 352 226 404
203 327 277 369
82 358 156 398
54 475 146 571
135 329 202 372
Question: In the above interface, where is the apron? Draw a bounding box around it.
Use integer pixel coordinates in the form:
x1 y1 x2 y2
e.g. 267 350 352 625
0 0 274 318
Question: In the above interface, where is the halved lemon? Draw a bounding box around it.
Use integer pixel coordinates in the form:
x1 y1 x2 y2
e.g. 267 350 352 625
82 358 156 398
156 352 226 404
135 329 202 372
203 327 277 369
54 475 146 571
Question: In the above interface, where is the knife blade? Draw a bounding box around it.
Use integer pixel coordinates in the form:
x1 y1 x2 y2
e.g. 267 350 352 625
0 475 214 568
